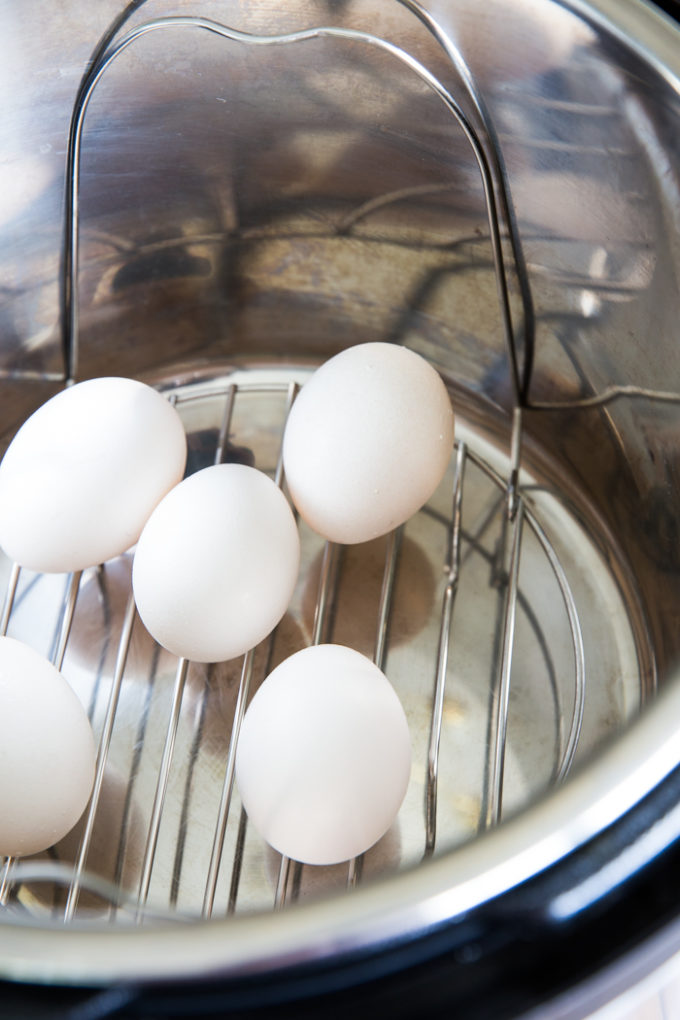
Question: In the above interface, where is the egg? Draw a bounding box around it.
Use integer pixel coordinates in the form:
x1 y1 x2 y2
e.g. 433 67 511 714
0 636 96 858
0 377 187 574
132 463 300 663
282 342 455 544
234 644 411 865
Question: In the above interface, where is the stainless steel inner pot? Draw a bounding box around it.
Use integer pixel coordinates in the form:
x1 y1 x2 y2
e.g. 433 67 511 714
0 0 679 1007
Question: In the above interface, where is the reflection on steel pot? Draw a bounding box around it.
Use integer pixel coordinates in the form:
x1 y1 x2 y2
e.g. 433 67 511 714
0 1 679 1017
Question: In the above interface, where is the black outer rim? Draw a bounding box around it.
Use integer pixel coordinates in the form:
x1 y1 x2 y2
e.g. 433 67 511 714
648 0 680 21
5 760 680 1019
2 2 679 1016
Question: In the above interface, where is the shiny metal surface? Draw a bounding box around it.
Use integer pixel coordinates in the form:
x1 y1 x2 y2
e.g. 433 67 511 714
0 367 620 920
0 0 679 992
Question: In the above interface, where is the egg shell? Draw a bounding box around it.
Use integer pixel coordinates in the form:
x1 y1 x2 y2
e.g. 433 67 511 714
0 636 96 858
234 643 412 865
282 342 455 544
132 463 300 663
0 377 187 574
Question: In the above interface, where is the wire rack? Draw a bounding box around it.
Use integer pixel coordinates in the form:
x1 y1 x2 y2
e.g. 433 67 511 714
0 2 662 926
0 367 597 922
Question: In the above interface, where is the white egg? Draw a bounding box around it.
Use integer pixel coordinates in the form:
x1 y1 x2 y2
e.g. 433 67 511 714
0 636 96 858
132 463 300 663
282 342 455 544
235 644 411 865
0 377 187 574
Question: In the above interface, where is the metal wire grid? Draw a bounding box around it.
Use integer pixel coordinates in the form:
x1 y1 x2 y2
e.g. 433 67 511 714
0 3 658 925
0 372 586 923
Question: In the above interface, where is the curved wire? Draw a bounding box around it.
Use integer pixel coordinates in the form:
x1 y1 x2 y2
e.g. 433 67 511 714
394 0 535 406
61 0 149 382
62 14 530 406
466 447 586 781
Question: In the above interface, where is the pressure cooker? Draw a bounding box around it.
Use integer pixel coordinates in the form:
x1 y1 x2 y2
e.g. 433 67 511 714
0 0 679 1016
